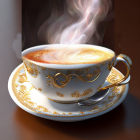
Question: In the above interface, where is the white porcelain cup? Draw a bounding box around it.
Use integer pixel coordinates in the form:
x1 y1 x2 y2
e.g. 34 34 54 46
22 44 131 103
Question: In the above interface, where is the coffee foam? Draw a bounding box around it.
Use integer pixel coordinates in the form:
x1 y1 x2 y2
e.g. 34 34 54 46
24 47 114 64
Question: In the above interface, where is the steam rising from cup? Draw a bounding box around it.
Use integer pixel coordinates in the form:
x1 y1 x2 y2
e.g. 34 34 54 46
38 0 114 45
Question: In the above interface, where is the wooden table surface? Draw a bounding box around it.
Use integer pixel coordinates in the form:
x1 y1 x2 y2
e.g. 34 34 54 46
0 0 140 140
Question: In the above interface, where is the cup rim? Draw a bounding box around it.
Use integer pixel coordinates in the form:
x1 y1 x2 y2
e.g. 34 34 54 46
22 44 115 69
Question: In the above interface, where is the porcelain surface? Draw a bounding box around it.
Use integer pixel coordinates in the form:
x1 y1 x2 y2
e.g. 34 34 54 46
8 63 129 122
22 44 117 102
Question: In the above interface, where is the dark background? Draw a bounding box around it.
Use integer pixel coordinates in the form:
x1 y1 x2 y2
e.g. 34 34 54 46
0 0 140 140
22 0 114 51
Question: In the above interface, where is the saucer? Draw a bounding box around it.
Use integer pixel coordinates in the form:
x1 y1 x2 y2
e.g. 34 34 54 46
8 63 129 122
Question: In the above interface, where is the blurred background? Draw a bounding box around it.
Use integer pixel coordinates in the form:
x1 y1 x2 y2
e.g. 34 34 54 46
22 0 114 51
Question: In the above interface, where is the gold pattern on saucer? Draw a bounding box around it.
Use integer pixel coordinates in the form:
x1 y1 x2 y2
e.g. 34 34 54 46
16 84 35 107
12 64 126 117
18 73 27 83
53 111 60 115
107 71 120 84
107 94 115 101
35 105 49 112
68 113 73 115
91 106 99 110
79 111 84 114
12 66 51 113
18 85 27 95
102 54 131 91
110 86 120 94
71 89 93 98
42 67 101 89
56 92 64 97
102 86 121 104
14 83 19 87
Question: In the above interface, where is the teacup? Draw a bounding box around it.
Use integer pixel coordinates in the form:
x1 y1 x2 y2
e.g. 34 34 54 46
22 44 131 104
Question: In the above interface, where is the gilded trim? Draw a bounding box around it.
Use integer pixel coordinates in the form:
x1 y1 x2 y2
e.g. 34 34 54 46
11 64 126 117
100 54 130 91
118 54 132 66
107 57 116 71
22 56 114 70
42 66 101 88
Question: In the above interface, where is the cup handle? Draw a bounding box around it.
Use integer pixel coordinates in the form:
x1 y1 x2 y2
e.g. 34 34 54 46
99 54 132 91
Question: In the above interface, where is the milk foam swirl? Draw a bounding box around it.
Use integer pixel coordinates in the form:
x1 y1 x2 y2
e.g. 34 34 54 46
24 48 114 64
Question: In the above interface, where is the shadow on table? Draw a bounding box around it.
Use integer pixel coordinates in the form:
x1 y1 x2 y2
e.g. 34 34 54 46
13 93 140 140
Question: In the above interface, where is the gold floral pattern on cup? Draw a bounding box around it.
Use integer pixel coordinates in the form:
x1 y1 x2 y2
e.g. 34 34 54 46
23 58 103 89
71 89 93 98
22 58 39 78
56 92 64 97
12 64 126 117
42 66 102 88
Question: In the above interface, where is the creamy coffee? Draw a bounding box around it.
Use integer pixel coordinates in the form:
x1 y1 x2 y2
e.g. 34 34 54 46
23 47 114 64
